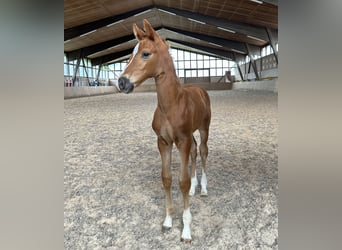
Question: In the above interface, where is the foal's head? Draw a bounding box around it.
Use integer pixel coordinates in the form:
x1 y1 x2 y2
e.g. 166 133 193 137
118 19 169 93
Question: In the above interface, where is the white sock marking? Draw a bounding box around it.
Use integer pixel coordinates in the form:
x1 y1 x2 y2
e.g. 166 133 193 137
181 208 192 240
201 172 208 196
163 215 172 228
189 171 198 196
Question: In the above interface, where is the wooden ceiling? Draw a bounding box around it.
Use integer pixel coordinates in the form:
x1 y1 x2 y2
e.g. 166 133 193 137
64 0 278 65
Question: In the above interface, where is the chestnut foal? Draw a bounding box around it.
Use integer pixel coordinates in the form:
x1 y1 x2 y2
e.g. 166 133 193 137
118 19 211 243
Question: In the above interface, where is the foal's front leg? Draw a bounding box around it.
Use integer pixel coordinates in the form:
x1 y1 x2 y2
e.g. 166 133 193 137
157 137 173 231
177 137 192 243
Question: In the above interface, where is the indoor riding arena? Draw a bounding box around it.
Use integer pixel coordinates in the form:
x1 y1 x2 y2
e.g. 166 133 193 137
64 1 278 249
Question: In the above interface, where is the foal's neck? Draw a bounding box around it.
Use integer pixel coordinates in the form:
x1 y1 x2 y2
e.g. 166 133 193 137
154 52 182 113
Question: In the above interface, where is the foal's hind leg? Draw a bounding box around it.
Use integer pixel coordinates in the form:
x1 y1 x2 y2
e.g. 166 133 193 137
199 129 209 196
189 136 198 196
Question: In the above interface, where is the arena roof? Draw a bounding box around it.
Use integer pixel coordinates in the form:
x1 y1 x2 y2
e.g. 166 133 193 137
64 0 278 65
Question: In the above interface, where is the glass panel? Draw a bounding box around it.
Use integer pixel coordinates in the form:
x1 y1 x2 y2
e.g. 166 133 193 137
178 70 184 77
222 60 228 68
184 61 191 68
216 60 222 68
185 70 191 77
261 47 266 57
198 70 203 77
121 62 127 70
203 69 209 77
191 52 197 60
191 70 197 77
217 68 223 76
197 60 203 68
184 51 190 60
178 50 184 60
64 64 69 75
197 54 203 60
171 49 177 59
204 60 210 68
191 60 197 68
210 60 216 68
210 68 216 76
87 67 92 77
178 61 184 69
69 65 74 76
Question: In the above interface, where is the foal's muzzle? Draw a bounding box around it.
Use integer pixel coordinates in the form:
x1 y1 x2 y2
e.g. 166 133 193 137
118 76 134 94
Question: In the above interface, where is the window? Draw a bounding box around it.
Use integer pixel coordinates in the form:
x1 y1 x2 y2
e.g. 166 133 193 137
204 60 210 68
210 60 216 68
184 51 190 60
171 49 177 59
217 68 223 76
64 47 239 86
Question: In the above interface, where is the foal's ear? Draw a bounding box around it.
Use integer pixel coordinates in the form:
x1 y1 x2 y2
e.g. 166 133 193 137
133 23 145 41
143 19 156 41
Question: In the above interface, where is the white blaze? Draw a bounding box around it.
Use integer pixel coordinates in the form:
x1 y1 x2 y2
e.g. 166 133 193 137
125 43 139 69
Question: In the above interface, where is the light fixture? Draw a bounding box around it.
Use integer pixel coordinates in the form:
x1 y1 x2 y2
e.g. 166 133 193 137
134 9 152 17
106 19 124 27
209 42 223 47
191 37 201 41
247 35 266 42
231 49 245 54
88 51 103 57
217 27 236 33
80 30 97 37
107 45 121 50
64 39 71 43
187 18 206 25
158 9 176 16
249 0 263 4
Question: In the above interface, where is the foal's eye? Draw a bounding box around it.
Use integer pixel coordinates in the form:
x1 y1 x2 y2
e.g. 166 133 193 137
141 52 151 59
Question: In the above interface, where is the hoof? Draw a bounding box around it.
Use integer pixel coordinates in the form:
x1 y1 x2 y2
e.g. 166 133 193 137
181 237 192 244
189 190 195 196
200 190 208 197
162 225 172 233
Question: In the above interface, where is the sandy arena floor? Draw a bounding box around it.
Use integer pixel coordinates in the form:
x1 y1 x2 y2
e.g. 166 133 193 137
64 90 278 249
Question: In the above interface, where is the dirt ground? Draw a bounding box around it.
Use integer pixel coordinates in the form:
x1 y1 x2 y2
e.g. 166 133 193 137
64 90 278 249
